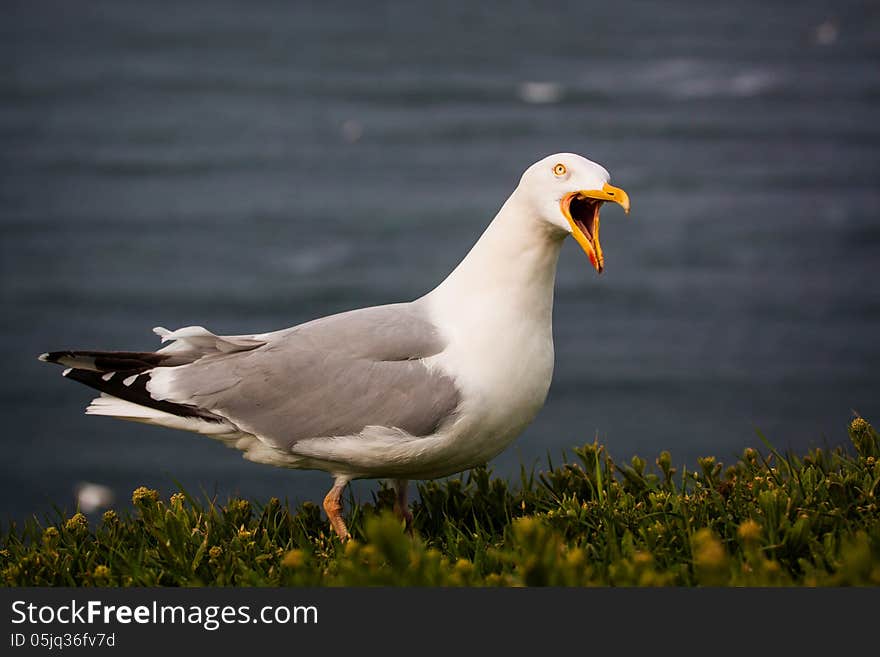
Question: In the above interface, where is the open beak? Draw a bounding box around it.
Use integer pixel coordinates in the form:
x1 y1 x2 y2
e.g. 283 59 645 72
560 183 630 274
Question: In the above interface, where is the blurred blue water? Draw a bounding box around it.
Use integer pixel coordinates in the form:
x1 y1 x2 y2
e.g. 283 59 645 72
2 0 879 523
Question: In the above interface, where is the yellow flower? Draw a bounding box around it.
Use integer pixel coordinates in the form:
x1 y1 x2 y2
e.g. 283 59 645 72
93 565 110 579
228 499 250 515
633 551 653 566
850 417 869 433
281 549 305 568
208 546 222 560
692 528 728 584
131 487 159 505
102 510 118 524
737 519 762 544
170 493 185 507
65 513 88 534
455 558 474 574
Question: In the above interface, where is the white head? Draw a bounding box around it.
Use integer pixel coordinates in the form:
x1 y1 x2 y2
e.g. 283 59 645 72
516 153 630 273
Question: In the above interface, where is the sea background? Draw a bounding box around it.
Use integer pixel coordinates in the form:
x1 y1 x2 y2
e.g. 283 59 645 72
2 0 878 523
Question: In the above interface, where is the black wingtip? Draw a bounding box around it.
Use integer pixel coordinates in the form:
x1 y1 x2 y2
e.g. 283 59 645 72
65 368 225 423
37 349 181 371
38 350 72 364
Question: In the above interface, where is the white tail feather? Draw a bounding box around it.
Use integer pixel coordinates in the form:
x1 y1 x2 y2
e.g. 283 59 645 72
85 394 240 437
84 394 292 464
154 326 265 355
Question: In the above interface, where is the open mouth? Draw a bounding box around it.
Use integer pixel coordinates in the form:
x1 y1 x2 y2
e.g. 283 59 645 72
560 183 630 275
568 195 601 243
561 192 605 273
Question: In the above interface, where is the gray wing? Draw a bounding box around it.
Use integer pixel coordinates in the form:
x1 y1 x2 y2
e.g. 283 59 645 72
153 302 460 451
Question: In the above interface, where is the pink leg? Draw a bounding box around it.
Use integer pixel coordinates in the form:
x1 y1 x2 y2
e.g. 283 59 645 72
392 479 413 532
322 477 351 541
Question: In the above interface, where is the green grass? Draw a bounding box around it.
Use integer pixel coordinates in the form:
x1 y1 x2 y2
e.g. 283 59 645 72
2 416 879 586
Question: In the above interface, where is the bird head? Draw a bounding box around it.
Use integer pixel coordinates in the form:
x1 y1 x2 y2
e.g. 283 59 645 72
518 153 630 274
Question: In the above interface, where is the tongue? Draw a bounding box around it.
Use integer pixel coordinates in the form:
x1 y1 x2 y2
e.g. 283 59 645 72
575 217 594 240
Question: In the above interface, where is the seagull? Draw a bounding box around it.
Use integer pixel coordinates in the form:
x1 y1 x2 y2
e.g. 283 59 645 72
39 153 630 540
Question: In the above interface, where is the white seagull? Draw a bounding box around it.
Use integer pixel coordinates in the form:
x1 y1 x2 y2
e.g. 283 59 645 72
39 153 630 540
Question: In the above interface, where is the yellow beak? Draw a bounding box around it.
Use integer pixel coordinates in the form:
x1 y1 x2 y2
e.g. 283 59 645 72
560 183 631 274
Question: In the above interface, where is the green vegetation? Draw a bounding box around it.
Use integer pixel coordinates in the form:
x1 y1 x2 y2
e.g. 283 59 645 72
3 417 879 586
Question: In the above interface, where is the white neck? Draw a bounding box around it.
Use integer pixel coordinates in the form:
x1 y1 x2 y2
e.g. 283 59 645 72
422 189 565 335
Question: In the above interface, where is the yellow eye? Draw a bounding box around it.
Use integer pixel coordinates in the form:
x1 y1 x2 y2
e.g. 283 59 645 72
553 163 566 176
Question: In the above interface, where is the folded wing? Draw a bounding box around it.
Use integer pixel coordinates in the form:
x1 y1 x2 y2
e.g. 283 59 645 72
49 303 461 453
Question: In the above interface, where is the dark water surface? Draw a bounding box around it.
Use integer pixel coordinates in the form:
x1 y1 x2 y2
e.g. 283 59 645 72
2 1 879 522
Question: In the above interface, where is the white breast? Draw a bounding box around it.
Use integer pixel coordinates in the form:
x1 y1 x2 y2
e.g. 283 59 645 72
418 283 556 475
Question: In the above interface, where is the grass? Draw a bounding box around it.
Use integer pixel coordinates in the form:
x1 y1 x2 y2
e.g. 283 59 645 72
2 416 879 586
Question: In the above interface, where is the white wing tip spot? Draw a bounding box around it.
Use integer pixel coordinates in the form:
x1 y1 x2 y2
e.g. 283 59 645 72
122 374 138 386
101 372 115 381
62 368 72 377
